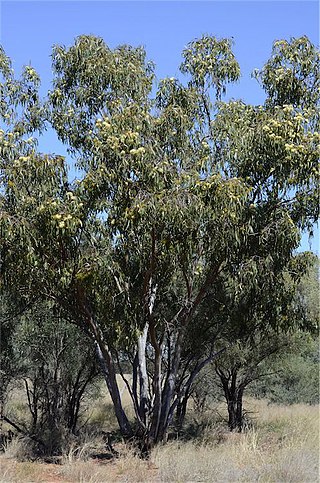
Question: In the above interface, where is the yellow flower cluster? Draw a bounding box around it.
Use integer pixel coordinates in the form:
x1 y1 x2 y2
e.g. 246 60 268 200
130 147 145 156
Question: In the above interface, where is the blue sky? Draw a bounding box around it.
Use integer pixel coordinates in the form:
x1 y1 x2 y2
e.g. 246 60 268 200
0 1 319 252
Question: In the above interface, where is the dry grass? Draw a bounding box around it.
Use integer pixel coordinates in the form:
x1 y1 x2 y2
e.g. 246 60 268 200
0 458 66 482
0 398 318 482
153 399 319 482
60 448 157 483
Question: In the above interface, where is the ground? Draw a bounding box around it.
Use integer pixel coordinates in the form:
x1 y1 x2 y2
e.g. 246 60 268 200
0 399 318 482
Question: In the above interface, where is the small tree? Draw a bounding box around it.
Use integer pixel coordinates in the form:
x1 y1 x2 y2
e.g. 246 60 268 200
214 332 297 431
174 252 317 431
208 254 318 430
0 295 20 428
4 303 100 454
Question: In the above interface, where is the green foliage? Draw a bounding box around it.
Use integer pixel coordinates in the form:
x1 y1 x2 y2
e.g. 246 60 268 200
254 36 320 108
180 35 240 96
249 335 319 405
296 256 319 330
3 302 100 454
184 253 319 431
0 295 21 411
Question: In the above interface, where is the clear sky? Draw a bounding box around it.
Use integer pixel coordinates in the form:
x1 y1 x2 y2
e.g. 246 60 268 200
0 0 319 252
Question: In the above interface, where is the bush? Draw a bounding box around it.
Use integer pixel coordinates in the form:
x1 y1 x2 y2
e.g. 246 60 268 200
249 336 319 405
4 302 101 455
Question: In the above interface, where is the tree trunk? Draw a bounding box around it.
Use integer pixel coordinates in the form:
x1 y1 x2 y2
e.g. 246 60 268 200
76 286 133 438
226 388 244 431
176 396 188 430
236 387 244 432
227 397 238 431
157 329 184 443
137 322 150 425
95 343 133 438
218 369 243 432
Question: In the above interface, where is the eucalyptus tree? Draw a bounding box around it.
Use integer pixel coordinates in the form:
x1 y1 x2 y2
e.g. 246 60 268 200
0 35 319 452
